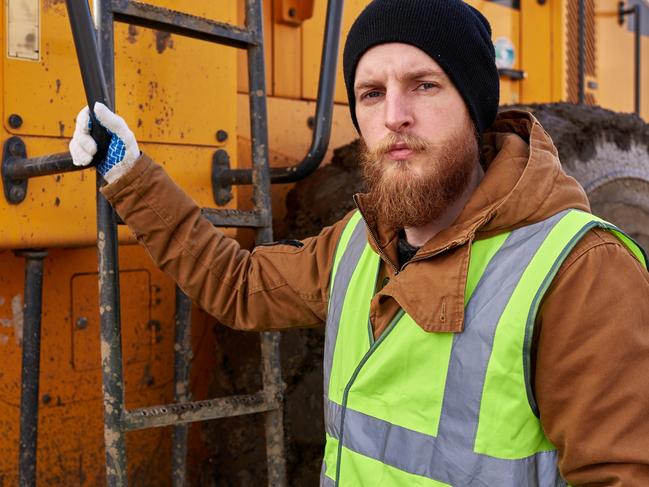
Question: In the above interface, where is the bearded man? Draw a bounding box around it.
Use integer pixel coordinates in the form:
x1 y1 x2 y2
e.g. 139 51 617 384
69 0 649 485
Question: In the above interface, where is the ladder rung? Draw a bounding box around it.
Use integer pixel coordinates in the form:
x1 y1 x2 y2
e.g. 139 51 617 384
201 208 270 228
122 391 280 431
110 0 258 49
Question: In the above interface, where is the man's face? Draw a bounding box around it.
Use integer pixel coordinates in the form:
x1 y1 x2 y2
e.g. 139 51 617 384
353 43 480 230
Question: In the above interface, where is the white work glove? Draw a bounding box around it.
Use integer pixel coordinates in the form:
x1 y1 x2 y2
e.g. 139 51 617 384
69 102 140 183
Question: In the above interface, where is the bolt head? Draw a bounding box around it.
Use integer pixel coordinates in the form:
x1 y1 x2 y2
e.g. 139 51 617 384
214 149 229 165
8 139 23 156
288 7 297 18
8 114 22 129
76 316 89 329
9 185 25 202
216 130 228 143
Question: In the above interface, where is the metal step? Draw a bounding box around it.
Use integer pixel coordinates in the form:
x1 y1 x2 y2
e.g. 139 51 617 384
123 391 281 431
110 0 258 48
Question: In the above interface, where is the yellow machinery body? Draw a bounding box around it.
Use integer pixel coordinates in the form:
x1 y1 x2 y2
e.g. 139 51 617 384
0 0 647 484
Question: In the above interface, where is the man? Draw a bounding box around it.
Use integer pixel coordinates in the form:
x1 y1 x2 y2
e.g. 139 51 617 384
69 0 649 485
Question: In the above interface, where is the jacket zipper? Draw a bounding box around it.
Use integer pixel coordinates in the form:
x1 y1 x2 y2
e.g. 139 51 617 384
356 207 461 274
334 309 406 486
354 193 484 274
354 196 400 276
365 221 400 275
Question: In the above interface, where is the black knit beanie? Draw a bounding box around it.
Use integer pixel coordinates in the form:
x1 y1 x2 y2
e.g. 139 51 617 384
343 0 499 135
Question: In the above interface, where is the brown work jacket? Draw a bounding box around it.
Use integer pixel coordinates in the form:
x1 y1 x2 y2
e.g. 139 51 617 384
102 110 649 485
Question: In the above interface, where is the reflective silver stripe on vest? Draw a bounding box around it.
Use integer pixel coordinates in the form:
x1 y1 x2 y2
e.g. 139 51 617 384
324 217 368 397
323 211 571 486
320 460 335 487
324 398 563 486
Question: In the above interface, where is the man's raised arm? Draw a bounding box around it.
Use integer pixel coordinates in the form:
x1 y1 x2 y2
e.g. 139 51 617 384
70 103 345 331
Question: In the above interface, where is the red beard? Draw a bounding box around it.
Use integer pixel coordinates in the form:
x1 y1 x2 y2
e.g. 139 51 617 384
361 128 479 231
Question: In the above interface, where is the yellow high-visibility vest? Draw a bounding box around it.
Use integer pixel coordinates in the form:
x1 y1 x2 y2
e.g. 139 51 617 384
321 209 646 487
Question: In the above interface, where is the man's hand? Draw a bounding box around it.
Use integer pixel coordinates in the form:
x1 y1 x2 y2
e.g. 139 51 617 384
69 102 140 183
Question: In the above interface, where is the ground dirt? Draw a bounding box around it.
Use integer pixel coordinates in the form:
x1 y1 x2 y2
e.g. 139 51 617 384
198 103 649 486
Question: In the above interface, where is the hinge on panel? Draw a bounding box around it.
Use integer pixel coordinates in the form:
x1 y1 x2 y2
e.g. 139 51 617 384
2 137 28 204
211 149 233 206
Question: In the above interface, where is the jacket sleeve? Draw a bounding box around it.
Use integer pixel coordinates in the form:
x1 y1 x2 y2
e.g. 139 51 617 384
100 153 348 331
535 228 649 486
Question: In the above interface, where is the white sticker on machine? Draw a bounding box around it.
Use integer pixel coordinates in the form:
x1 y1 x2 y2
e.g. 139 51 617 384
494 36 515 70
6 0 40 61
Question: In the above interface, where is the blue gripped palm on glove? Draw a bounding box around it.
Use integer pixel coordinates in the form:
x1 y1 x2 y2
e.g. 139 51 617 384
104 129 127 174
69 102 140 183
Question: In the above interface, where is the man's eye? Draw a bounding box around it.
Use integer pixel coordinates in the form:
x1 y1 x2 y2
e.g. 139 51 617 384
418 82 437 91
361 90 382 100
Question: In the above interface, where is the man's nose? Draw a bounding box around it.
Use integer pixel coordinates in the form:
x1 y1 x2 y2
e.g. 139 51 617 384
384 91 414 132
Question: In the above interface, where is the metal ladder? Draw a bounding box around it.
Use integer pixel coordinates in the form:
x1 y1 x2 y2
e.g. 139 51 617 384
2 0 343 485
88 1 285 485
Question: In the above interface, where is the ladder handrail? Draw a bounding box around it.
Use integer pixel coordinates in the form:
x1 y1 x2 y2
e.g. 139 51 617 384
213 0 345 193
65 0 112 166
71 0 287 485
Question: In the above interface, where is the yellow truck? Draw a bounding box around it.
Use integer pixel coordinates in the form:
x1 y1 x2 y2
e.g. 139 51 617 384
0 0 647 485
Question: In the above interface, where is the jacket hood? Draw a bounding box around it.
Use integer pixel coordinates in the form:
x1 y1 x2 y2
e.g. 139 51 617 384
471 109 590 236
356 109 591 265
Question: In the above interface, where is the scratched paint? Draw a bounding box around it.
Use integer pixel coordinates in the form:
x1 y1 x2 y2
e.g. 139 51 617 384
154 31 174 54
127 25 139 44
42 0 64 12
0 294 24 345
12 294 24 345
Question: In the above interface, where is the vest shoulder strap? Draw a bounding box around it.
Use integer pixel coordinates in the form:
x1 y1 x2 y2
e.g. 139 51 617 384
520 209 647 415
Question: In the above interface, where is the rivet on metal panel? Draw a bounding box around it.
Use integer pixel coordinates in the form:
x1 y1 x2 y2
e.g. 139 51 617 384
41 394 51 405
8 114 23 129
76 316 89 330
216 130 229 143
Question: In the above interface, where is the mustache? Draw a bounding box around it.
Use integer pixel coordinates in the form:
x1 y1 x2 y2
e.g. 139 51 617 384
364 133 436 160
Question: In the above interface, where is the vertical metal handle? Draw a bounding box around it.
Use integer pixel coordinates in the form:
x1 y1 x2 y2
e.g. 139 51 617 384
17 250 48 487
64 0 112 165
577 0 586 105
618 2 642 115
